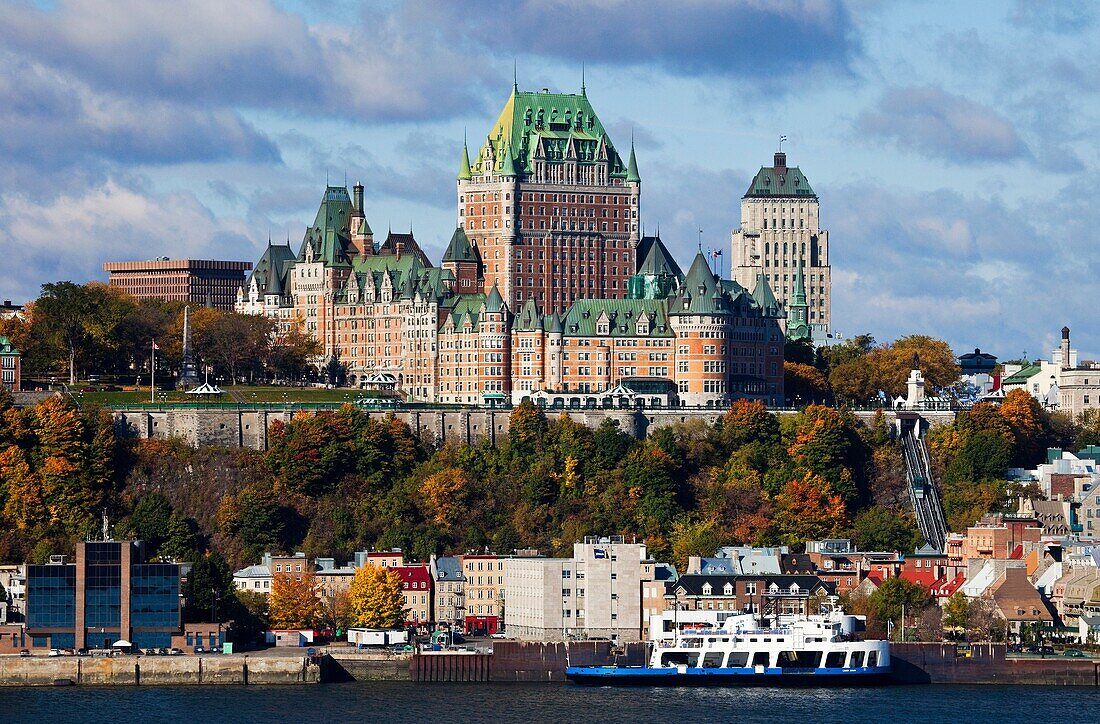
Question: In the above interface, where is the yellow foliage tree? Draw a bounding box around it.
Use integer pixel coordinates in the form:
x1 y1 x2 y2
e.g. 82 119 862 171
419 466 470 529
268 570 323 630
347 565 406 629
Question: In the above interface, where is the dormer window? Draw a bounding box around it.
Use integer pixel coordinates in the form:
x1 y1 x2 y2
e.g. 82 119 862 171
702 583 712 596
723 583 733 596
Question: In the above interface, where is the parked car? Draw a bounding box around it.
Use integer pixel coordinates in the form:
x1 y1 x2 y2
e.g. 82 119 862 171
1063 648 1087 658
1038 645 1055 656
168 648 183 656
76 649 89 657
48 649 62 657
1007 643 1023 653
19 649 30 657
194 646 205 654
158 647 169 656
490 633 507 639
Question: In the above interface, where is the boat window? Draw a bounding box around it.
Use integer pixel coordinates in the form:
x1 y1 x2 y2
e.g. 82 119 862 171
726 652 749 668
751 651 770 667
763 638 771 642
720 638 729 643
702 652 724 668
825 651 846 668
867 651 878 668
749 637 758 642
660 652 693 667
850 651 865 668
777 650 822 670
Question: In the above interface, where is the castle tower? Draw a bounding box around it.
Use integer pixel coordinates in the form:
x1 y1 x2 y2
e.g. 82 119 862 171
458 83 640 315
731 149 831 336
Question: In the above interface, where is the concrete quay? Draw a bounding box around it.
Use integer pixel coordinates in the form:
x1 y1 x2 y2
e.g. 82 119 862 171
0 654 320 686
109 406 958 450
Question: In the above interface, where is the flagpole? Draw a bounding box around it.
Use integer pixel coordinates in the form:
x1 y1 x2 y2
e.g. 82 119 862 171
150 339 155 403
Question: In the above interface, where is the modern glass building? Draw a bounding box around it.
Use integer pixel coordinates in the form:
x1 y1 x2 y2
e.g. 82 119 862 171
25 541 182 650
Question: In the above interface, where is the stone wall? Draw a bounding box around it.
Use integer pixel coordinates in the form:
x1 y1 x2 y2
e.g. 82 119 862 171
891 643 1099 686
0 654 320 686
112 406 957 450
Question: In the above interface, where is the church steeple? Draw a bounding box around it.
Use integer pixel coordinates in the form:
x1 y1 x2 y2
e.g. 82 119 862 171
626 139 640 184
786 252 811 342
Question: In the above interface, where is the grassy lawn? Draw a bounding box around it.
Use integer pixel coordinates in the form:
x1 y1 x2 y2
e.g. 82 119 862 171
70 385 388 407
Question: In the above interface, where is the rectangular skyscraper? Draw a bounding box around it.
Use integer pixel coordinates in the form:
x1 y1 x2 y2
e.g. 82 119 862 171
730 151 832 337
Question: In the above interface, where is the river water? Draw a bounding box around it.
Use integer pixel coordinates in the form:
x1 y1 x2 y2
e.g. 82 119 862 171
1 681 1096 723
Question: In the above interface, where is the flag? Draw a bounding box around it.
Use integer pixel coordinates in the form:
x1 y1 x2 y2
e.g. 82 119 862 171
593 548 606 559
711 249 723 259
152 340 160 351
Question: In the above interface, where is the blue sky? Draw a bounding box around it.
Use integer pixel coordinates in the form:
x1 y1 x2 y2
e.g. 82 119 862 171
0 0 1096 360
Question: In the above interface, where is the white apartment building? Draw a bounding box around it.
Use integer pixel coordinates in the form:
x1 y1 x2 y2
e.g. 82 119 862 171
504 537 655 643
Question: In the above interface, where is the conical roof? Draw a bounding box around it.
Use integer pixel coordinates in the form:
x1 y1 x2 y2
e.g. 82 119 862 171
751 273 783 317
626 142 640 183
485 283 505 312
458 141 472 181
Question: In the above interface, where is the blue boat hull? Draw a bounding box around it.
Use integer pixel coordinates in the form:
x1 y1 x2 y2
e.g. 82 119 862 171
565 665 891 687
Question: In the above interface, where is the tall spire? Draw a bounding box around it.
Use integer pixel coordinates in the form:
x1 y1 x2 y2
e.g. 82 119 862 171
581 62 586 96
626 134 640 183
786 249 811 342
458 131 472 181
513 58 518 93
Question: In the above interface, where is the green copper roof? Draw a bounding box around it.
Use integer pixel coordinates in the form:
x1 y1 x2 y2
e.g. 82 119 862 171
299 185 355 267
669 251 727 315
744 159 816 198
442 227 478 263
626 143 640 183
458 141 472 181
472 88 627 178
546 311 563 334
0 335 20 356
484 283 506 312
514 298 543 331
1002 364 1042 385
247 242 296 296
561 299 673 338
751 274 783 318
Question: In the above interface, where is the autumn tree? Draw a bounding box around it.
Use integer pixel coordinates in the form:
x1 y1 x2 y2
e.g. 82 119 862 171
669 517 721 572
771 472 848 547
784 362 829 405
348 565 405 629
269 570 323 630
419 466 471 529
998 389 1046 467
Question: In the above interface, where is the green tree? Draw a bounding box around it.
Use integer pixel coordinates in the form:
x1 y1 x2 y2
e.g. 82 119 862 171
160 511 200 561
851 506 921 553
184 552 235 624
669 517 721 573
943 591 970 640
869 577 930 638
127 493 173 553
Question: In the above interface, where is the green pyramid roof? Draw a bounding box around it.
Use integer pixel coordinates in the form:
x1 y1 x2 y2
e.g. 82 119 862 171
671 251 727 315
514 298 543 331
298 185 355 267
442 227 477 263
751 273 783 317
546 311 563 334
744 153 815 198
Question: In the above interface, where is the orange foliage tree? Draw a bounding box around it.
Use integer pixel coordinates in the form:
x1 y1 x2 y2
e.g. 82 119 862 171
772 472 848 546
268 570 323 630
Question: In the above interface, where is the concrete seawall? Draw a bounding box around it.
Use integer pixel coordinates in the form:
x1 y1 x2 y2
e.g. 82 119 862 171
0 655 320 686
891 643 1099 686
110 406 957 450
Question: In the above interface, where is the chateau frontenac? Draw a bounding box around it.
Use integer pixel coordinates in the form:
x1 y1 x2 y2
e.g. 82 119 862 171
237 86 786 407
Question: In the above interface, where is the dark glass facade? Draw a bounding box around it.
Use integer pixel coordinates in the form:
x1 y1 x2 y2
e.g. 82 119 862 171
25 565 76 629
25 541 183 649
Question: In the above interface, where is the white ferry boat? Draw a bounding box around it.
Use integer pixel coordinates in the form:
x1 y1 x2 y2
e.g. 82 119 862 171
566 610 890 686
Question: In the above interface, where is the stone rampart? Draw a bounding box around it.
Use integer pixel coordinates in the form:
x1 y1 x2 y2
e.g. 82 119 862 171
111 406 957 450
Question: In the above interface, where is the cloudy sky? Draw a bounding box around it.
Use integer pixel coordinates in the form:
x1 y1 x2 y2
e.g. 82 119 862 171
1 0 1096 360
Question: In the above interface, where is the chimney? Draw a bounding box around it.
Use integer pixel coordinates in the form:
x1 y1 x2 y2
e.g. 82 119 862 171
773 152 787 175
353 182 364 213
1061 326 1071 369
